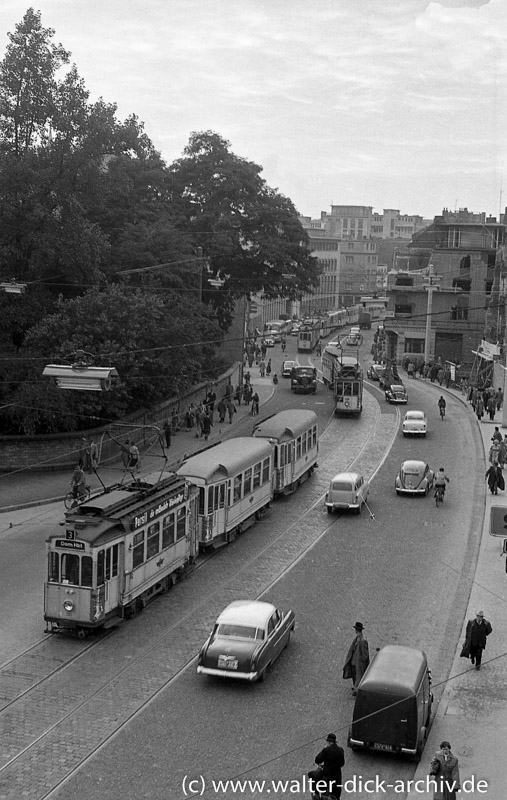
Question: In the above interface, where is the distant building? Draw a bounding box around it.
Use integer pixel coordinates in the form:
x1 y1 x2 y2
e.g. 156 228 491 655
383 208 506 372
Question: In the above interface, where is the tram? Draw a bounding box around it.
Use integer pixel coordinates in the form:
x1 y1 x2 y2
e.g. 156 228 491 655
333 355 363 416
176 438 273 549
253 410 318 495
44 472 198 637
298 320 322 352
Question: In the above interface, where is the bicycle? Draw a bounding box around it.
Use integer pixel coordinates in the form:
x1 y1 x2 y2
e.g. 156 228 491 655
64 485 91 510
439 405 446 420
434 485 445 507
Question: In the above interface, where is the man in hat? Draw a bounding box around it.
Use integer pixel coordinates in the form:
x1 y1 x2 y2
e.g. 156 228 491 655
343 622 370 696
464 611 492 670
308 733 345 799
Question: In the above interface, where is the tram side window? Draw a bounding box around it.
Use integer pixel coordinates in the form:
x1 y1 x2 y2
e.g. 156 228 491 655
97 550 105 585
176 507 186 540
104 546 119 580
244 467 253 495
296 436 302 460
312 426 317 447
198 487 205 516
147 522 161 558
262 457 270 484
81 556 93 587
219 483 225 508
233 474 242 503
162 513 176 547
61 553 80 585
301 433 307 455
132 531 145 569
253 461 261 489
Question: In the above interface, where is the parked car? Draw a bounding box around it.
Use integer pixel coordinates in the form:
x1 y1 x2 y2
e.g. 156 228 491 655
402 410 427 437
367 364 385 381
282 360 297 377
197 600 295 682
385 383 408 404
395 460 434 495
325 471 370 514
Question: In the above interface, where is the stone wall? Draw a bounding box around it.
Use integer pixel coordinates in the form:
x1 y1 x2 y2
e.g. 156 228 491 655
0 364 241 472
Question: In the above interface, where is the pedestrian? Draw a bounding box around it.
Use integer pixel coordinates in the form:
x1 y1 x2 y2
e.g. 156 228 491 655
259 360 266 377
163 420 171 448
492 426 503 443
266 359 272 376
407 361 414 378
475 395 484 421
444 368 451 388
461 611 492 671
281 338 286 352
487 395 496 421
307 733 345 800
226 398 235 424
70 463 87 499
217 397 227 423
437 367 444 386
422 363 430 380
316 340 322 356
202 411 212 440
234 383 242 406
489 441 500 465
251 391 259 416
485 462 503 494
120 439 130 469
194 403 204 438
342 621 370 696
244 370 251 385
496 387 504 412
499 436 507 468
128 441 140 471
185 404 195 431
429 741 460 800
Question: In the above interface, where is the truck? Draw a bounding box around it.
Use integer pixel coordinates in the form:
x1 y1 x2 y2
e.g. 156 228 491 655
358 310 372 329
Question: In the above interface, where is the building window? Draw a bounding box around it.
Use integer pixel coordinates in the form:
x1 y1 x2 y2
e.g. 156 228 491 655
394 303 413 315
345 256 354 263
448 229 461 247
451 306 469 320
404 339 424 354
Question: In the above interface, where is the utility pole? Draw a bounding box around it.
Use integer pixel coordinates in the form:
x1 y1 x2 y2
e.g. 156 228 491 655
424 264 441 363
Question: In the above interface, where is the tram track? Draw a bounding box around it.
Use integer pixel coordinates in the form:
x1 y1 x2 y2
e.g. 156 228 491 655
0 391 399 800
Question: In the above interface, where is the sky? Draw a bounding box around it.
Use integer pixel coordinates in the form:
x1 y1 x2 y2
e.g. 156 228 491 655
1 0 506 221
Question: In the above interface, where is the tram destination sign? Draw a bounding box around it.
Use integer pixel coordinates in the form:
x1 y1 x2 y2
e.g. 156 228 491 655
133 491 185 530
55 539 85 550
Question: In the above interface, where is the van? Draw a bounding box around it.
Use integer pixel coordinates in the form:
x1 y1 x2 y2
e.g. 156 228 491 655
348 645 432 761
325 472 369 514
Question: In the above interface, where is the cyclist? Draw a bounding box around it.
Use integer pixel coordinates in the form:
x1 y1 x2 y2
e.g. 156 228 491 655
438 396 446 419
70 464 87 500
434 467 449 498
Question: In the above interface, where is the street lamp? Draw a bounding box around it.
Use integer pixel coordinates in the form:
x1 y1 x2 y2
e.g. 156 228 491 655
423 264 441 363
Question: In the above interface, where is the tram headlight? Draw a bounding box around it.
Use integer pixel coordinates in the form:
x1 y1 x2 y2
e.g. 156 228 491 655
63 600 75 612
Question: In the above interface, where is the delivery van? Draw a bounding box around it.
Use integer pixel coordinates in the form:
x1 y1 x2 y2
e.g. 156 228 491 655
348 645 432 761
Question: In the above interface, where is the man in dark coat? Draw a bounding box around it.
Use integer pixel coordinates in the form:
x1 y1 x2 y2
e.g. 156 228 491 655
343 622 370 696
308 733 345 799
465 611 492 670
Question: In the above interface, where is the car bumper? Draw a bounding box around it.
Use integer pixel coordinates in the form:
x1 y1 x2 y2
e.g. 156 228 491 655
197 665 258 681
396 486 427 494
325 502 359 510
388 398 408 404
402 429 426 435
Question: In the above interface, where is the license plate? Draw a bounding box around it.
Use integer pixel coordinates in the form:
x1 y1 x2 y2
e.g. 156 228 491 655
373 742 393 751
218 655 238 670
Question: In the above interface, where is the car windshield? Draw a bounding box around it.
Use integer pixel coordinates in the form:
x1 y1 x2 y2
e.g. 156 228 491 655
331 481 353 491
392 385 405 391
295 368 315 376
406 412 423 420
215 624 264 640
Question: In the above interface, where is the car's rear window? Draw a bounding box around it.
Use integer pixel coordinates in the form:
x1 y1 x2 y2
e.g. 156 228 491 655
331 481 353 491
402 467 421 476
216 624 264 640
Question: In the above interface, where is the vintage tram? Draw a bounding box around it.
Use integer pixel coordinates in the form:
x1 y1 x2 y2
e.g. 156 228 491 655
44 472 198 637
297 320 322 352
322 344 363 415
253 409 318 495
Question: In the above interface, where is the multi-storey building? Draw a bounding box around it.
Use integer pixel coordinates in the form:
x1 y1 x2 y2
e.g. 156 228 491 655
384 208 506 371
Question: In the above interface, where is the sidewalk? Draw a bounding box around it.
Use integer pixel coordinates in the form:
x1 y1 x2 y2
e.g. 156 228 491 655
0 369 275 512
407 379 507 798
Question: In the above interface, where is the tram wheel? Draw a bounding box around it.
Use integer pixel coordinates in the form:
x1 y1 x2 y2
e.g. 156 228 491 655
76 628 87 640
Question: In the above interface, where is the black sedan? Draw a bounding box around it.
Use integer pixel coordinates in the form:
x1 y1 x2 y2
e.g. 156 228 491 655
197 600 295 682
385 383 408 403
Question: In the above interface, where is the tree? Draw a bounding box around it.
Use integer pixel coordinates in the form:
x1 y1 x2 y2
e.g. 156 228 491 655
0 284 224 435
170 132 320 327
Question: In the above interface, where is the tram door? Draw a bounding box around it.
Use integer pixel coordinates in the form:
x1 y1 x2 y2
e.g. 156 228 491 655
97 543 122 613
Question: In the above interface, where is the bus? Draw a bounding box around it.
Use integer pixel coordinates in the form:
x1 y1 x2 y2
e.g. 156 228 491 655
263 319 292 341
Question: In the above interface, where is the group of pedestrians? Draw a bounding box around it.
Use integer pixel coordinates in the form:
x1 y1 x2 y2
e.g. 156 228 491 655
468 384 503 422
307 607 494 799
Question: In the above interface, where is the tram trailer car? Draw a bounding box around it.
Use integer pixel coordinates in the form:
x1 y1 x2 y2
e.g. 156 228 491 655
253 410 318 495
44 473 198 637
334 359 364 416
176 438 273 550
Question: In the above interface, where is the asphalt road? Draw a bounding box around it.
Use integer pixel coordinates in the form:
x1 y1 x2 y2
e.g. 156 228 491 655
0 333 484 800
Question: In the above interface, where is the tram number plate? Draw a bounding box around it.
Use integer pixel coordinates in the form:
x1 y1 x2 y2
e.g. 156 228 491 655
218 655 238 670
373 742 393 752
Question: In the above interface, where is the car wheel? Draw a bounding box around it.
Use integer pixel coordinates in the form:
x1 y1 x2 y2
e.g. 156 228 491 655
356 503 362 515
257 663 269 683
327 506 333 514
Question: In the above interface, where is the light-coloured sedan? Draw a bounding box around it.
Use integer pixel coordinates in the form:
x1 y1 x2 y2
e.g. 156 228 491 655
197 600 295 682
402 410 427 437
395 460 434 495
325 471 370 514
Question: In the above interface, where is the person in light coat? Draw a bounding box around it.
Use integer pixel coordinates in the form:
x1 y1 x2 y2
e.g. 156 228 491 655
342 622 370 695
429 741 460 800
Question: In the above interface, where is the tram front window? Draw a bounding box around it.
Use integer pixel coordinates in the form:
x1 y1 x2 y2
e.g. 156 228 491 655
61 553 80 585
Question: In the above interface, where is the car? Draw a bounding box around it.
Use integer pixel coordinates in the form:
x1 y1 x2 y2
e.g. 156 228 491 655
385 383 408 404
282 359 297 377
367 364 385 381
402 410 427 437
395 460 434 495
263 336 275 347
197 600 295 682
325 471 370 514
345 334 361 346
